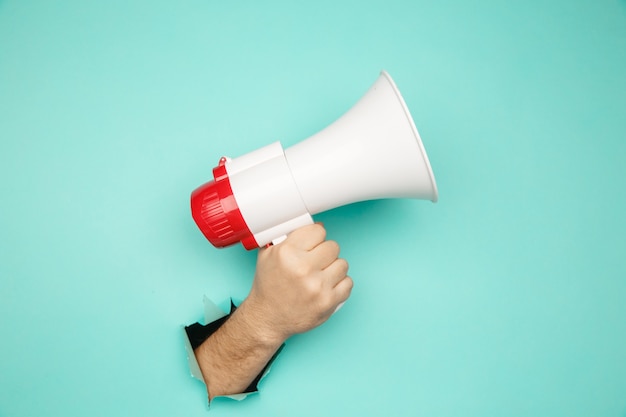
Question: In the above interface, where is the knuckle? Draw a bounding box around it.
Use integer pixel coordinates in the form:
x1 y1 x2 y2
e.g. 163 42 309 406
337 258 349 272
294 263 312 279
313 223 327 239
319 293 334 312
303 276 323 296
275 245 311 278
275 243 295 264
345 276 354 291
326 240 340 255
336 277 354 302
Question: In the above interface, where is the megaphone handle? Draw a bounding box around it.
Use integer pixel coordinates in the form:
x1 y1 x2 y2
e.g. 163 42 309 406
270 235 288 246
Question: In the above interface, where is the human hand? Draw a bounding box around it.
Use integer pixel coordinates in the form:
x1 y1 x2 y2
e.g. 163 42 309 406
240 223 353 345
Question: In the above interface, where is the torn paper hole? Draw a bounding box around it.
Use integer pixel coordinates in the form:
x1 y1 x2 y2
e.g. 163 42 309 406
182 296 282 402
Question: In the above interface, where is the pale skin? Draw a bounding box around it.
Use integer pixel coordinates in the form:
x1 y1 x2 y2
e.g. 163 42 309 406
193 223 353 400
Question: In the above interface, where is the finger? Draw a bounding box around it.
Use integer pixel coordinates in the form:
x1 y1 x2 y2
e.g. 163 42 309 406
322 258 349 287
332 276 353 305
286 223 326 251
309 240 340 270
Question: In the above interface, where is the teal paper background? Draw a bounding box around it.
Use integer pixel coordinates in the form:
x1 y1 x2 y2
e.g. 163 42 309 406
1 1 625 416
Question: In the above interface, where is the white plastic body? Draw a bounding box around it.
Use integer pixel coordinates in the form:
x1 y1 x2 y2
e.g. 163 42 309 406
226 142 313 247
284 70 438 215
224 70 438 247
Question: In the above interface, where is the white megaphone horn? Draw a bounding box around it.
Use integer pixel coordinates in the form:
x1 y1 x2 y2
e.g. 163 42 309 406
191 70 438 249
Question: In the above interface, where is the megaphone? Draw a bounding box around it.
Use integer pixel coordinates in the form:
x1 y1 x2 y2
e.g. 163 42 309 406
191 70 438 250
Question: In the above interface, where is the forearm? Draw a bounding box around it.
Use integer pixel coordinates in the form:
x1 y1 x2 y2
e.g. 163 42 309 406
194 299 285 400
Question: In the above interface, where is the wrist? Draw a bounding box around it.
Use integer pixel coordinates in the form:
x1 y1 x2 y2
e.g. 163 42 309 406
235 297 288 348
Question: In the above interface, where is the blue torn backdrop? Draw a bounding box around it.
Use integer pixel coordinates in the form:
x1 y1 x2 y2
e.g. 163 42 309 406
1 1 625 416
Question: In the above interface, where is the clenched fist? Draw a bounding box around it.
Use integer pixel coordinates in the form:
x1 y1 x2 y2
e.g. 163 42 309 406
246 223 353 342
